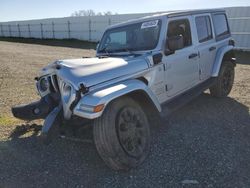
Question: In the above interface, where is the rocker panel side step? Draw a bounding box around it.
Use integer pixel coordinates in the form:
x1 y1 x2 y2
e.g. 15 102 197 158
160 78 216 117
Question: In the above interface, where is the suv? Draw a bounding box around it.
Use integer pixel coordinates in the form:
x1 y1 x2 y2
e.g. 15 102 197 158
12 9 236 171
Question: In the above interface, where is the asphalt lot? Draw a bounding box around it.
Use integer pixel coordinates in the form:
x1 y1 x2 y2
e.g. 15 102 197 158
0 38 249 188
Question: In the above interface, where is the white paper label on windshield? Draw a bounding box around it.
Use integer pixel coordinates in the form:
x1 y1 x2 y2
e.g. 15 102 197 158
141 20 159 29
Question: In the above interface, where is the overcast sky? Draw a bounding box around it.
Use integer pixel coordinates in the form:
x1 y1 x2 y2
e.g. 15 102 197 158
1 0 250 22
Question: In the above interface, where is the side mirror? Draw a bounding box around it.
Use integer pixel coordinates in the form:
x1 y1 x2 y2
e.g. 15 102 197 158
165 35 184 55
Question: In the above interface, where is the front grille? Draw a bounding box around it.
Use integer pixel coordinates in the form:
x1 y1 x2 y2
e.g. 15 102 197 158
49 75 59 92
57 76 76 120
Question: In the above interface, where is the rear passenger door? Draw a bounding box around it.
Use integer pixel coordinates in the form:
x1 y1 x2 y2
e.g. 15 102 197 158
194 14 216 80
212 13 231 54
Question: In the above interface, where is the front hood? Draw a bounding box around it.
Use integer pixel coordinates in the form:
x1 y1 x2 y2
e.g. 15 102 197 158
43 56 149 88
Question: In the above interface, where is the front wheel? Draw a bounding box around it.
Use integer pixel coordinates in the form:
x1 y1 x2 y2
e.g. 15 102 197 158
210 61 235 97
93 97 150 171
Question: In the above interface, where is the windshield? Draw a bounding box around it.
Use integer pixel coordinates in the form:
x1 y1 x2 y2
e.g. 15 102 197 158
98 19 162 54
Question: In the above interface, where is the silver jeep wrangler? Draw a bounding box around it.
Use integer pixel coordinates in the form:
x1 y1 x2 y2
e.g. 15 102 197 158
12 9 236 170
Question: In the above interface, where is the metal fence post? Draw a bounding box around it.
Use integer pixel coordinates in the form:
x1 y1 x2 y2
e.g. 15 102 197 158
17 24 21 37
0 24 3 37
52 22 55 39
67 21 71 39
28 24 31 38
40 23 44 39
8 24 12 37
89 19 91 41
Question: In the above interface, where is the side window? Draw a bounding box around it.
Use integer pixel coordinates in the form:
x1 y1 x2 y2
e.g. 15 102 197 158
195 16 213 43
213 14 230 39
167 19 192 48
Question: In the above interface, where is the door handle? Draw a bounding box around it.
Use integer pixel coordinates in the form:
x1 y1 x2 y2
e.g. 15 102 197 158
189 53 198 59
209 46 216 51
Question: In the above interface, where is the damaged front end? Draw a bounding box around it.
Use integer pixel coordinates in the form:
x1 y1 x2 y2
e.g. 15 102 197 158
12 95 57 121
11 63 89 143
11 56 149 143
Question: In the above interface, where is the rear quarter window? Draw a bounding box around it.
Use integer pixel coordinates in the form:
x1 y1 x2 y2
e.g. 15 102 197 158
213 13 230 40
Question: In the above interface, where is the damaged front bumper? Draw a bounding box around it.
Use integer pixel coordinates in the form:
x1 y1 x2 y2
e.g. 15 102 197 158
11 95 57 121
11 91 96 143
11 73 105 143
11 94 62 140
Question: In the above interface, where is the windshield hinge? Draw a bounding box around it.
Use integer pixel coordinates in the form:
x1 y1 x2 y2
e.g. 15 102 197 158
79 83 89 94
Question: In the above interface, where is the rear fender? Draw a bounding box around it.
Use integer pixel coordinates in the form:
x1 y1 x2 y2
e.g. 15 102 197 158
211 45 235 77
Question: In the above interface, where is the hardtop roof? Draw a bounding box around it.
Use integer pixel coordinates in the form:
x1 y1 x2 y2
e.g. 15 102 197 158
107 9 225 29
158 8 225 18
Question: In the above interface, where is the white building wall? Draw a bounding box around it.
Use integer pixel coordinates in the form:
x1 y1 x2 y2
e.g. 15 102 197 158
0 7 250 49
226 7 250 50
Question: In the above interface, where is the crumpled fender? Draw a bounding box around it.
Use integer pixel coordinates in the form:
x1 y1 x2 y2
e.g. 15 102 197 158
73 79 162 119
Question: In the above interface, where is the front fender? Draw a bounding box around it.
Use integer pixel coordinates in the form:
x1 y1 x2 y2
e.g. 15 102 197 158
211 45 234 77
73 79 161 119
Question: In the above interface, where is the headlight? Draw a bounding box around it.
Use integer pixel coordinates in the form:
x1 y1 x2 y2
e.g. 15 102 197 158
62 83 72 103
39 77 49 92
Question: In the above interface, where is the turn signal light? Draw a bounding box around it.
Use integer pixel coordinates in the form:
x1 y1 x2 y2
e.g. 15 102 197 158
93 104 105 113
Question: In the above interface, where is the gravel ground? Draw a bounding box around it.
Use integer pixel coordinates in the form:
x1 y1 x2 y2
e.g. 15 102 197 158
0 39 250 188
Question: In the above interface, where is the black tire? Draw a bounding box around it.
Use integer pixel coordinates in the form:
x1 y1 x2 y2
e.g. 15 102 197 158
210 61 235 97
93 96 150 171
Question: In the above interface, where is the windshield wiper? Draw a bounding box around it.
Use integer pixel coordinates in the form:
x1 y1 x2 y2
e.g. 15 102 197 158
98 47 141 57
114 48 140 55
98 47 112 55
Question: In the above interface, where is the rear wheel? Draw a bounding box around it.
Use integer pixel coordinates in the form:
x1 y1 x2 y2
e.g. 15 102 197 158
210 61 235 97
93 97 150 171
